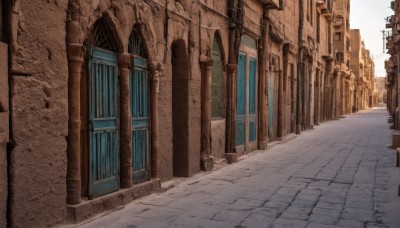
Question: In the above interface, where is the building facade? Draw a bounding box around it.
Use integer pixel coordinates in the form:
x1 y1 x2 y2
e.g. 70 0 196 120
0 0 376 227
386 0 400 129
350 29 376 111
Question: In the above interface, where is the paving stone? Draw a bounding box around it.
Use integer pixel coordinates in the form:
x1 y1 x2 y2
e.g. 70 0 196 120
309 213 339 225
311 207 341 218
228 198 264 211
263 201 290 210
337 219 365 228
269 194 295 203
240 211 275 228
341 207 374 222
306 222 342 228
271 218 308 228
136 207 185 223
172 216 233 228
314 202 344 210
213 209 250 224
183 206 222 219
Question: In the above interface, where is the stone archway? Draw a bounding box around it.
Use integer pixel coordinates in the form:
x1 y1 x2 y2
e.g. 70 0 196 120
83 17 121 199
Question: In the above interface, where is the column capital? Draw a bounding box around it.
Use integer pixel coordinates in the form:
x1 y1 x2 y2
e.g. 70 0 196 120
118 53 132 69
199 55 213 66
67 43 85 62
149 61 163 79
227 64 237 73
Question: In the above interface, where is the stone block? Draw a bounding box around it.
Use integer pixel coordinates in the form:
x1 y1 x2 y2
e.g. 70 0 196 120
388 117 394 123
66 179 161 223
392 131 400 147
0 112 8 143
225 153 237 164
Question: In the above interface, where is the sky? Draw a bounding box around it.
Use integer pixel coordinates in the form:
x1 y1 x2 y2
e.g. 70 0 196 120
350 0 393 77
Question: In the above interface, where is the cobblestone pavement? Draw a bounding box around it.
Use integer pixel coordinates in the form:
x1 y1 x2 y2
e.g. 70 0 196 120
77 108 400 228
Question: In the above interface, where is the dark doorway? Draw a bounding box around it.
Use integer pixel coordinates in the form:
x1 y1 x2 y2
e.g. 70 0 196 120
172 40 190 177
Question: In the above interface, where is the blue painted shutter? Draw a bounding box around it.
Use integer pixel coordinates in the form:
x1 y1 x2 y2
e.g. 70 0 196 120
249 58 257 142
268 72 275 140
88 48 119 198
131 57 150 184
236 53 246 146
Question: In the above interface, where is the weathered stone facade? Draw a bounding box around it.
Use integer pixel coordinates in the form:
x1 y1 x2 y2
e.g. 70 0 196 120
386 0 400 137
0 0 378 227
350 29 376 111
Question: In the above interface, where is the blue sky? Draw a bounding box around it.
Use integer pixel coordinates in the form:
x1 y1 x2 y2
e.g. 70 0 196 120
350 0 393 77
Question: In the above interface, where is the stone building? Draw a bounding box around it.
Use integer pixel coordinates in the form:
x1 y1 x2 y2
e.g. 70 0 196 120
333 0 355 115
375 77 387 105
386 0 400 128
350 29 375 112
0 0 376 227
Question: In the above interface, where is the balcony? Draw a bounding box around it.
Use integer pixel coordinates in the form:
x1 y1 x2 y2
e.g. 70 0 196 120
316 0 328 11
318 0 334 19
386 16 394 28
259 0 285 10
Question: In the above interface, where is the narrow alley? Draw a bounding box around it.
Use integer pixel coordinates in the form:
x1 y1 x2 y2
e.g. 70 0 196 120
75 108 400 228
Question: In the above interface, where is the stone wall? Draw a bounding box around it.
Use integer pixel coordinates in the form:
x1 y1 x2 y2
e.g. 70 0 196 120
0 41 8 228
8 0 69 227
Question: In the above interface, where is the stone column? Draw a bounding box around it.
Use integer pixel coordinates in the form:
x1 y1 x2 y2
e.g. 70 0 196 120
66 43 84 205
149 62 161 178
277 65 283 139
200 56 214 171
257 6 270 149
314 70 320 125
118 53 132 188
225 63 237 163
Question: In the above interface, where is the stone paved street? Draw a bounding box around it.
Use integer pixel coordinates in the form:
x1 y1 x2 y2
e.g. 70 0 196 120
76 108 400 228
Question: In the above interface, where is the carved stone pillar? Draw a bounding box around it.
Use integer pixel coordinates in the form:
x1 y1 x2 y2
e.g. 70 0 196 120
149 62 161 179
119 53 132 188
225 63 237 163
66 43 84 205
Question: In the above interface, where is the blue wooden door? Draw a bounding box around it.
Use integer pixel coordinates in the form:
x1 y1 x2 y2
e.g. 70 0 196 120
236 53 246 146
131 57 150 184
249 58 257 142
268 72 275 140
88 48 119 198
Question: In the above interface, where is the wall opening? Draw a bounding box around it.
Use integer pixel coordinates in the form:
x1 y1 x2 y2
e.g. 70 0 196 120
172 39 190 177
129 25 150 184
82 17 120 198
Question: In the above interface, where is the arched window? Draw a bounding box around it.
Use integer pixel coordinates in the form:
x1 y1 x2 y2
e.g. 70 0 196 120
85 18 118 52
211 37 224 118
129 25 150 184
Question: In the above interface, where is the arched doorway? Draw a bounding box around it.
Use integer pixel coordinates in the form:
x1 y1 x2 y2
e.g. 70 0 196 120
83 18 119 198
210 36 226 159
128 25 150 184
172 39 189 177
236 35 257 153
